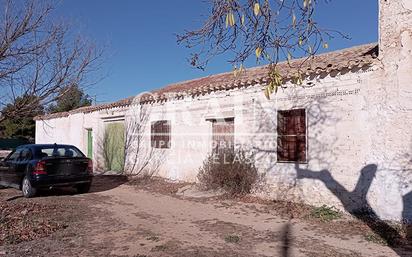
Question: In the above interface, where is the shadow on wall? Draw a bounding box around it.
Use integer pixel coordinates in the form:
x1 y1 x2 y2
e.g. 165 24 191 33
95 104 164 176
248 89 411 256
296 163 412 257
296 164 376 213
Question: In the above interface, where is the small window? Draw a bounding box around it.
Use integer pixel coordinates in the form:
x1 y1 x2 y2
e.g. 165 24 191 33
151 120 171 149
212 118 234 154
20 148 32 161
277 109 306 162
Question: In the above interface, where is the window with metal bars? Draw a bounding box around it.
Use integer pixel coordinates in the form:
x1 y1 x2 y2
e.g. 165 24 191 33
151 120 171 149
277 109 306 162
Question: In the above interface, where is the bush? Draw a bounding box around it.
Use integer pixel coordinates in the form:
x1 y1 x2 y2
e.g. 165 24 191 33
224 234 241 243
364 233 388 245
309 205 342 222
197 149 259 195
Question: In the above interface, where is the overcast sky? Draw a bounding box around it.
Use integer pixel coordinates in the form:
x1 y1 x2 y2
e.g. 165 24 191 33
57 0 378 103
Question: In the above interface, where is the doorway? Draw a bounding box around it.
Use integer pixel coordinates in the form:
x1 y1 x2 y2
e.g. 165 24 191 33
103 122 125 172
86 129 93 159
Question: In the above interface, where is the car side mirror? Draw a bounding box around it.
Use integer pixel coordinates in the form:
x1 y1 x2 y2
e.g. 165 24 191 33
0 157 4 162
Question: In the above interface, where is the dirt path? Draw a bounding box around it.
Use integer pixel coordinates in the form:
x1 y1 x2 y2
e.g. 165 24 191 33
0 176 408 257
90 185 399 257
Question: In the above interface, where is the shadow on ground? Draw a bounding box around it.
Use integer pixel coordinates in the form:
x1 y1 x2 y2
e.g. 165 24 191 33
2 175 128 201
39 175 129 197
90 175 129 193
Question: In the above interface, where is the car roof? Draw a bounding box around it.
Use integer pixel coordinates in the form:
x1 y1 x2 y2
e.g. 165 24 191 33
17 144 77 149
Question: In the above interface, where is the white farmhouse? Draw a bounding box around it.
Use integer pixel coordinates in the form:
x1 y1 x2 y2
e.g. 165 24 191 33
35 0 412 221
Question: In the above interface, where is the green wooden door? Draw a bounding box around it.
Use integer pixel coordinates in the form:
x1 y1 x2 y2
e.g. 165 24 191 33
103 123 125 172
87 129 93 158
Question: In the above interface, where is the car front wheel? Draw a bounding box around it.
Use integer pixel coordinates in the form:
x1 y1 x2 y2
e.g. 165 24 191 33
22 176 37 198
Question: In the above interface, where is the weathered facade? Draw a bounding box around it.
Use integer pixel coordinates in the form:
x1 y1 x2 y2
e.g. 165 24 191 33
35 0 412 221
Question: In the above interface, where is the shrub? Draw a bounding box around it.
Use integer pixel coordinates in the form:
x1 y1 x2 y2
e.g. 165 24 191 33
364 233 388 245
224 234 241 243
309 205 342 222
197 149 259 195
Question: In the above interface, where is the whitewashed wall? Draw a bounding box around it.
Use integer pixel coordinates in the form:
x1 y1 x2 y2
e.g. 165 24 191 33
36 0 412 221
36 65 411 221
137 67 395 217
35 65 411 222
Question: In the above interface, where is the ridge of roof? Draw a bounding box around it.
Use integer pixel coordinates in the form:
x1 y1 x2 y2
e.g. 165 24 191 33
35 43 378 121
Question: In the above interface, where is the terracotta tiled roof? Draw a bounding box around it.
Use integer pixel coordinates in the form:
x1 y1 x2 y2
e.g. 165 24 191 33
34 97 135 121
35 43 378 121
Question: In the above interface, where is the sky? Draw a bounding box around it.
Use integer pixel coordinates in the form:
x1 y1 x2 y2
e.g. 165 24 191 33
57 0 378 104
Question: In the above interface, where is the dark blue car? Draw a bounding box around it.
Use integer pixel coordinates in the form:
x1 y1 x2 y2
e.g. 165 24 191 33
0 144 93 198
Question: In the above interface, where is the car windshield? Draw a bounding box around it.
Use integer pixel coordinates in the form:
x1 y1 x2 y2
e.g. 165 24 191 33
35 146 85 158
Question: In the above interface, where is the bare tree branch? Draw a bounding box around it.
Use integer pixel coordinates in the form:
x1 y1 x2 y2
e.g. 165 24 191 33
123 104 163 177
0 0 103 122
177 0 349 97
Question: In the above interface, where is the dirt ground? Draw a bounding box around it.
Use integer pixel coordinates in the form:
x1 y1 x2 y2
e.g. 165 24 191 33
0 176 411 257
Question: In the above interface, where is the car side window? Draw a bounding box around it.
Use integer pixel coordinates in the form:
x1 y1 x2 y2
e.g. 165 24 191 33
6 149 22 162
20 148 32 161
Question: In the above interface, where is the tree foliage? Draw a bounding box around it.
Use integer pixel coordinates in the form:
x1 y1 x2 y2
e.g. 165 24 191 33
0 95 44 139
178 0 347 96
0 0 102 123
47 85 92 114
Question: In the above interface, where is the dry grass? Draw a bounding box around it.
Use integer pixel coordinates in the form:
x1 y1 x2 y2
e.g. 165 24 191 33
0 201 67 245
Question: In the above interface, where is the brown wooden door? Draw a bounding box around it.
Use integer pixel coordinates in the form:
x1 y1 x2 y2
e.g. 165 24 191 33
212 118 234 153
